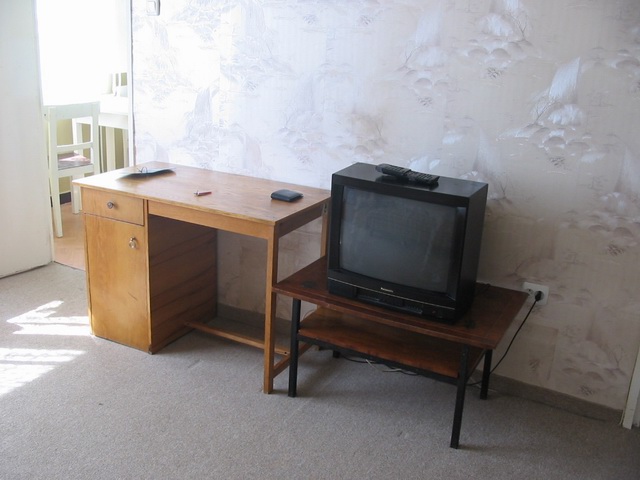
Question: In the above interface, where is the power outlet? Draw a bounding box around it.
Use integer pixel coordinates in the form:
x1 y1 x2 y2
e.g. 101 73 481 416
522 282 549 306
147 0 160 16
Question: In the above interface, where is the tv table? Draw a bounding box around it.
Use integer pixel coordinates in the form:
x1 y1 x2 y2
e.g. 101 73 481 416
272 257 528 448
74 162 330 393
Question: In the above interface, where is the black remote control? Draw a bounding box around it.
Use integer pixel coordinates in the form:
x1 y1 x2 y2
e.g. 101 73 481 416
375 163 440 186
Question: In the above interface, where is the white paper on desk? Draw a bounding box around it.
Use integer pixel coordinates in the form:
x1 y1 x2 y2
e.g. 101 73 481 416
122 167 175 177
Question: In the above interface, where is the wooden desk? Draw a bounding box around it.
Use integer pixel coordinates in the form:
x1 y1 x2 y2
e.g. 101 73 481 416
273 257 528 448
74 162 330 393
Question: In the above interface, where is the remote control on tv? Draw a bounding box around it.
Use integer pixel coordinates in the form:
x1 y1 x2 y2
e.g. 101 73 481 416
375 163 440 186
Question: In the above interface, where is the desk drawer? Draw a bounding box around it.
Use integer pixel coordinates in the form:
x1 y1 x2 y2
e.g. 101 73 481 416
82 189 144 225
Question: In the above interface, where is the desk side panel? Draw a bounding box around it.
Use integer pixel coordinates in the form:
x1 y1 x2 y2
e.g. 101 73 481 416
148 215 217 351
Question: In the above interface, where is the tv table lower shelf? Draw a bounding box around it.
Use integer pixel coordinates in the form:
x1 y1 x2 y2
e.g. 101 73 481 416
273 257 528 449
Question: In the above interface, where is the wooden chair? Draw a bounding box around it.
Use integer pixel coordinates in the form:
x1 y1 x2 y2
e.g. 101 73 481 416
44 102 100 237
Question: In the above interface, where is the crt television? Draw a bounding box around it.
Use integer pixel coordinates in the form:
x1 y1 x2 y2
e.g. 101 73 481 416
327 162 488 323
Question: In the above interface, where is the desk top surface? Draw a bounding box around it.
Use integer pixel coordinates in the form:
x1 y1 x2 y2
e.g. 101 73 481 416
75 162 331 227
274 257 529 350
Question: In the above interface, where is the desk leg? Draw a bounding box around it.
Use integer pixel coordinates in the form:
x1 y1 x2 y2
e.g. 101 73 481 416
288 299 301 397
122 129 130 167
71 119 85 213
450 345 470 449
105 126 117 171
263 234 279 394
480 350 492 400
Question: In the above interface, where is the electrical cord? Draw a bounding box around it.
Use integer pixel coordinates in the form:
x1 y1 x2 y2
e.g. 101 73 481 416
341 355 418 374
468 290 541 386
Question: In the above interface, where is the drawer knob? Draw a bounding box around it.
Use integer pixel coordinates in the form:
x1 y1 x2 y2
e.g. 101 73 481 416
128 237 138 249
106 201 115 209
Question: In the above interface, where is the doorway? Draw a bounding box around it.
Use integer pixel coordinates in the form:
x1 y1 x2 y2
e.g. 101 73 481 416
36 0 132 172
36 0 132 259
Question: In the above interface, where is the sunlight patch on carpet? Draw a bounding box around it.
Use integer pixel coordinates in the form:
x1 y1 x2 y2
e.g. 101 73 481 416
0 348 85 397
7 300 90 336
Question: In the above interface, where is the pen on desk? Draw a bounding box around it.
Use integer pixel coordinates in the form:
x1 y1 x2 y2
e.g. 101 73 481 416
194 190 212 196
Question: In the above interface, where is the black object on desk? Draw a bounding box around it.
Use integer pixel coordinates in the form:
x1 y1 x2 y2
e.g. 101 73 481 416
271 189 303 202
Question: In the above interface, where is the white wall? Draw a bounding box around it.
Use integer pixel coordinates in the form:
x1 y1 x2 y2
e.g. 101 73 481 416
130 0 640 412
0 0 52 277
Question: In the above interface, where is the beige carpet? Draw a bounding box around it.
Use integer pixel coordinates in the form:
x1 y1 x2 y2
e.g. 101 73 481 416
1 263 639 479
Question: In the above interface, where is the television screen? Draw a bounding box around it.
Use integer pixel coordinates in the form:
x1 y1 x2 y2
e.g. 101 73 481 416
340 186 457 293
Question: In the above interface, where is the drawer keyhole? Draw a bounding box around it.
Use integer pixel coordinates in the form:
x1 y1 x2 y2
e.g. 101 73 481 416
128 237 138 249
106 201 115 209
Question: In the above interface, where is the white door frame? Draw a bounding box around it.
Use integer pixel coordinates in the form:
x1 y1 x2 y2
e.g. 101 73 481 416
623 343 640 428
126 0 135 166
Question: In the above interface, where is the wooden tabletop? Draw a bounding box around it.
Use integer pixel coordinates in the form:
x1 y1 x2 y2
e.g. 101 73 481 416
273 257 529 350
74 161 330 230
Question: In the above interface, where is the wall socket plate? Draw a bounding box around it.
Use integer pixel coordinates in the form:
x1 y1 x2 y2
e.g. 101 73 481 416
522 282 549 305
147 0 160 16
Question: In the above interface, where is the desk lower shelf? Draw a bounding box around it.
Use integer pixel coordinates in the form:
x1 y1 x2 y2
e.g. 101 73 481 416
186 308 291 355
298 307 485 381
185 308 305 378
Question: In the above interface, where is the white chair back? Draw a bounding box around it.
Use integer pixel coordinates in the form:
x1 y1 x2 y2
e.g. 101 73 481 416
44 101 100 237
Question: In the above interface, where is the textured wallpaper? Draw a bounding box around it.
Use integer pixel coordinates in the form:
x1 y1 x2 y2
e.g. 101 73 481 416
131 0 640 410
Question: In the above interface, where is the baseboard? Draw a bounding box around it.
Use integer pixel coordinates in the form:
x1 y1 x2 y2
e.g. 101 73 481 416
477 374 622 424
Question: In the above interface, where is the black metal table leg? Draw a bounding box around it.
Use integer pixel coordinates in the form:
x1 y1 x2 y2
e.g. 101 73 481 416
480 349 492 400
288 299 302 397
450 345 470 449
